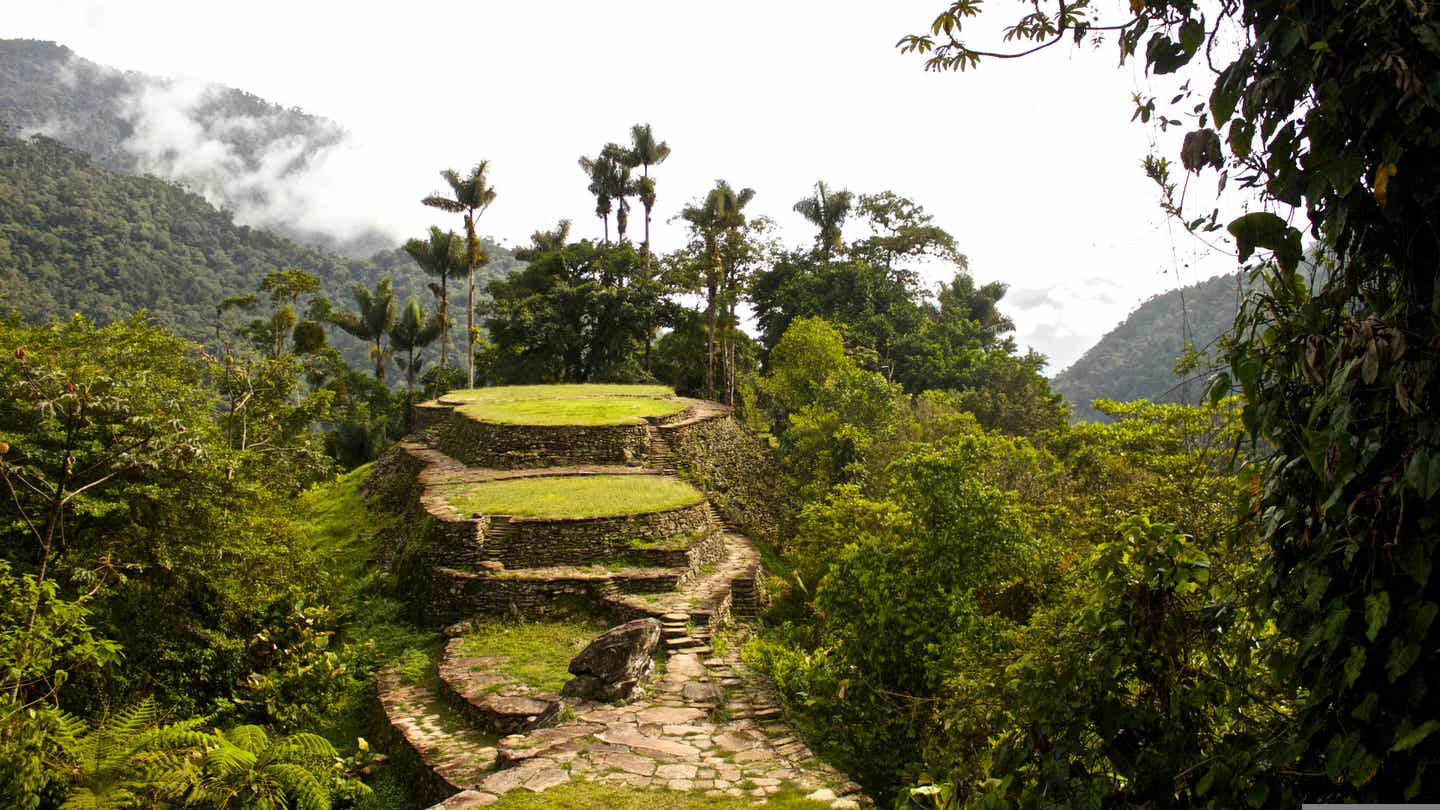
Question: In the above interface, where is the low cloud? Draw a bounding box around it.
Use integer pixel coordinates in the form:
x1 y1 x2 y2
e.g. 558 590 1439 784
1006 276 1135 373
115 73 409 248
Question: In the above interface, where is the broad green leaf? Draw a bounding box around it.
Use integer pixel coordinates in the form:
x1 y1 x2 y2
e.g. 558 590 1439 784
1393 720 1440 752
1364 591 1390 641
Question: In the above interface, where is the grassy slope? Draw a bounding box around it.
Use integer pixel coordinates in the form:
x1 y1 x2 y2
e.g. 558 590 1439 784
442 475 704 518
294 465 439 810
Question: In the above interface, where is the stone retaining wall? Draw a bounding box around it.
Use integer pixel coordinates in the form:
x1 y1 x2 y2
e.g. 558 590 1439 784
432 414 651 469
662 415 785 542
503 502 711 567
412 401 455 433
412 568 677 625
414 499 712 571
624 528 727 570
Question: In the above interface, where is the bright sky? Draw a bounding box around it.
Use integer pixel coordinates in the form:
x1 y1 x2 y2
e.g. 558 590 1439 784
6 0 1241 372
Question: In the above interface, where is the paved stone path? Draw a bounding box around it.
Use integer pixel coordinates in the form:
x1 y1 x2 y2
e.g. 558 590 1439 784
422 617 863 808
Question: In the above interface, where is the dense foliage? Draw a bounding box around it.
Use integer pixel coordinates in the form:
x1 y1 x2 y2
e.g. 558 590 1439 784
738 0 1440 805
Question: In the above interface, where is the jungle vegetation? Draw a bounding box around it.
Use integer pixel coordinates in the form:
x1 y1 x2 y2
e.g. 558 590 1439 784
3 2 1438 806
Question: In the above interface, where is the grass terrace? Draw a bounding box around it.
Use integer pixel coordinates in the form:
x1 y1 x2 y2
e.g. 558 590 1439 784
434 383 684 426
441 383 675 403
442 474 705 519
455 616 613 693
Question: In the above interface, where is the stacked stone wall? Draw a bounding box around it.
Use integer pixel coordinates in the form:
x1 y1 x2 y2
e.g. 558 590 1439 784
412 568 676 625
663 415 786 542
503 502 710 567
432 415 650 469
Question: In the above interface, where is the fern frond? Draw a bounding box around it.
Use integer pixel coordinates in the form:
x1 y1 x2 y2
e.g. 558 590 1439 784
267 763 330 810
273 732 337 761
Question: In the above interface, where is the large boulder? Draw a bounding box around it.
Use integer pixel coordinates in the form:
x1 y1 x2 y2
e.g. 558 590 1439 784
561 618 660 701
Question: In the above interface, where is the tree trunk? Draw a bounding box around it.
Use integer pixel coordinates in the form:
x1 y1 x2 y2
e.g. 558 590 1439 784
642 164 652 253
465 211 477 390
705 283 718 402
374 338 385 382
438 273 449 390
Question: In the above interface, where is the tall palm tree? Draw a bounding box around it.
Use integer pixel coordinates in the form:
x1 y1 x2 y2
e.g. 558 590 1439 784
422 162 497 389
793 180 853 258
580 149 635 243
403 227 467 384
603 143 638 243
332 276 398 382
578 151 616 243
619 124 670 251
681 180 755 402
389 297 443 403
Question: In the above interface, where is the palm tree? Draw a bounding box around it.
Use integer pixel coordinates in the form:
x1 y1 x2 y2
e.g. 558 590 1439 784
603 143 638 243
422 162 497 390
403 227 467 384
620 123 671 253
332 277 398 382
578 152 615 243
681 180 755 402
793 180 853 257
579 149 634 243
390 297 442 402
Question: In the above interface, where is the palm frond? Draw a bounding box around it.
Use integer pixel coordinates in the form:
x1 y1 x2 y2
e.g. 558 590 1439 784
421 195 464 213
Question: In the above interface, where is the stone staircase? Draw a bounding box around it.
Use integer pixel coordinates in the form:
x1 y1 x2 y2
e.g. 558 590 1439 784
645 424 680 473
372 394 867 808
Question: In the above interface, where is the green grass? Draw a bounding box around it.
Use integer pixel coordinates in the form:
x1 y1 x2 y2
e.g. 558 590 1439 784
442 475 704 518
434 383 684 426
456 396 686 426
628 530 706 551
441 383 675 403
456 617 613 693
482 781 833 809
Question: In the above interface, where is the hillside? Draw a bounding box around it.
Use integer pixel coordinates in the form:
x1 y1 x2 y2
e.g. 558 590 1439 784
0 130 520 350
1052 272 1242 421
0 38 407 255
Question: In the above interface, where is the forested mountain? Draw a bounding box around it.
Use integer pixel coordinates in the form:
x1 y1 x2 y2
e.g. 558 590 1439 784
1052 272 1243 421
0 38 388 256
0 130 520 350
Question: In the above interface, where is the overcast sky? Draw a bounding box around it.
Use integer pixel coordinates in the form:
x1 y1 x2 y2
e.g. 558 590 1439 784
6 0 1241 372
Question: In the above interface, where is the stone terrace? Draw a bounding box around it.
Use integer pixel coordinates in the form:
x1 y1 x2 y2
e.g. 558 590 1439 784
369 387 867 807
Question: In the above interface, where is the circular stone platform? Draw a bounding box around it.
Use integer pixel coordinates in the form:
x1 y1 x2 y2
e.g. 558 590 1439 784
438 384 685 427
440 474 705 519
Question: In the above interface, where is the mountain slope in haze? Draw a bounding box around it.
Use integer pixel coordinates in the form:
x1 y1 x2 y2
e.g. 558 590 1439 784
0 130 520 349
1052 272 1243 421
0 38 390 257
